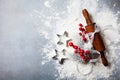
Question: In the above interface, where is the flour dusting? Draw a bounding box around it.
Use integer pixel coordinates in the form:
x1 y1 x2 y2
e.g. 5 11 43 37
42 0 120 79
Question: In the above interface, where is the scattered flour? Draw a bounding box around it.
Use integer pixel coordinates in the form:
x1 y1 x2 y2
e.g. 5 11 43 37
42 0 120 79
44 0 51 8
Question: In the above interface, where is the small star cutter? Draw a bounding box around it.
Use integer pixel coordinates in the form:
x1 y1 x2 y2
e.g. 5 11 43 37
56 31 72 47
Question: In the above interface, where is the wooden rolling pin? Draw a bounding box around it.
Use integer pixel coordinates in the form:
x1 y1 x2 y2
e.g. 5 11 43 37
82 9 108 66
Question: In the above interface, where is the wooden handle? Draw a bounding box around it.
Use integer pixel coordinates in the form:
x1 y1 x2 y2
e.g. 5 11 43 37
101 52 108 66
82 9 92 25
82 9 108 66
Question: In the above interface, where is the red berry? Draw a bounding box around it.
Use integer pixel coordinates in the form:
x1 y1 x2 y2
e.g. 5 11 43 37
82 28 85 31
82 56 86 60
79 23 83 27
83 58 87 62
69 42 73 46
73 45 78 49
81 56 86 61
74 49 78 54
79 52 84 56
80 49 84 53
82 37 87 42
80 56 84 58
83 31 86 34
79 27 83 31
79 32 82 36
85 50 90 55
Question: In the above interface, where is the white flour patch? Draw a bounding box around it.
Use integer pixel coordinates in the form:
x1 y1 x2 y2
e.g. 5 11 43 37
44 1 51 8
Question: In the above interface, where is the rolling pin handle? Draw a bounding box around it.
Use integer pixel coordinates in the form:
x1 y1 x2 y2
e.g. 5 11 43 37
82 9 92 25
101 51 108 66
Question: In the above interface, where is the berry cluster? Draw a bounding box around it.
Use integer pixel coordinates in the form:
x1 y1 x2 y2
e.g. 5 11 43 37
69 41 91 62
68 23 92 62
78 23 87 42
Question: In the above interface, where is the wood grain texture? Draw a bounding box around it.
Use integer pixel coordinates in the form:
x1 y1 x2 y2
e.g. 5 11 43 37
82 9 108 66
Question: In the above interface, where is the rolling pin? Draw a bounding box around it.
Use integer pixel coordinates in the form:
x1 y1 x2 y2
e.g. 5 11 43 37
82 9 108 66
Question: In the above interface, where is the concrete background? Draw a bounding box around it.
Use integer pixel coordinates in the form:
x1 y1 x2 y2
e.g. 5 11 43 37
0 0 120 80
